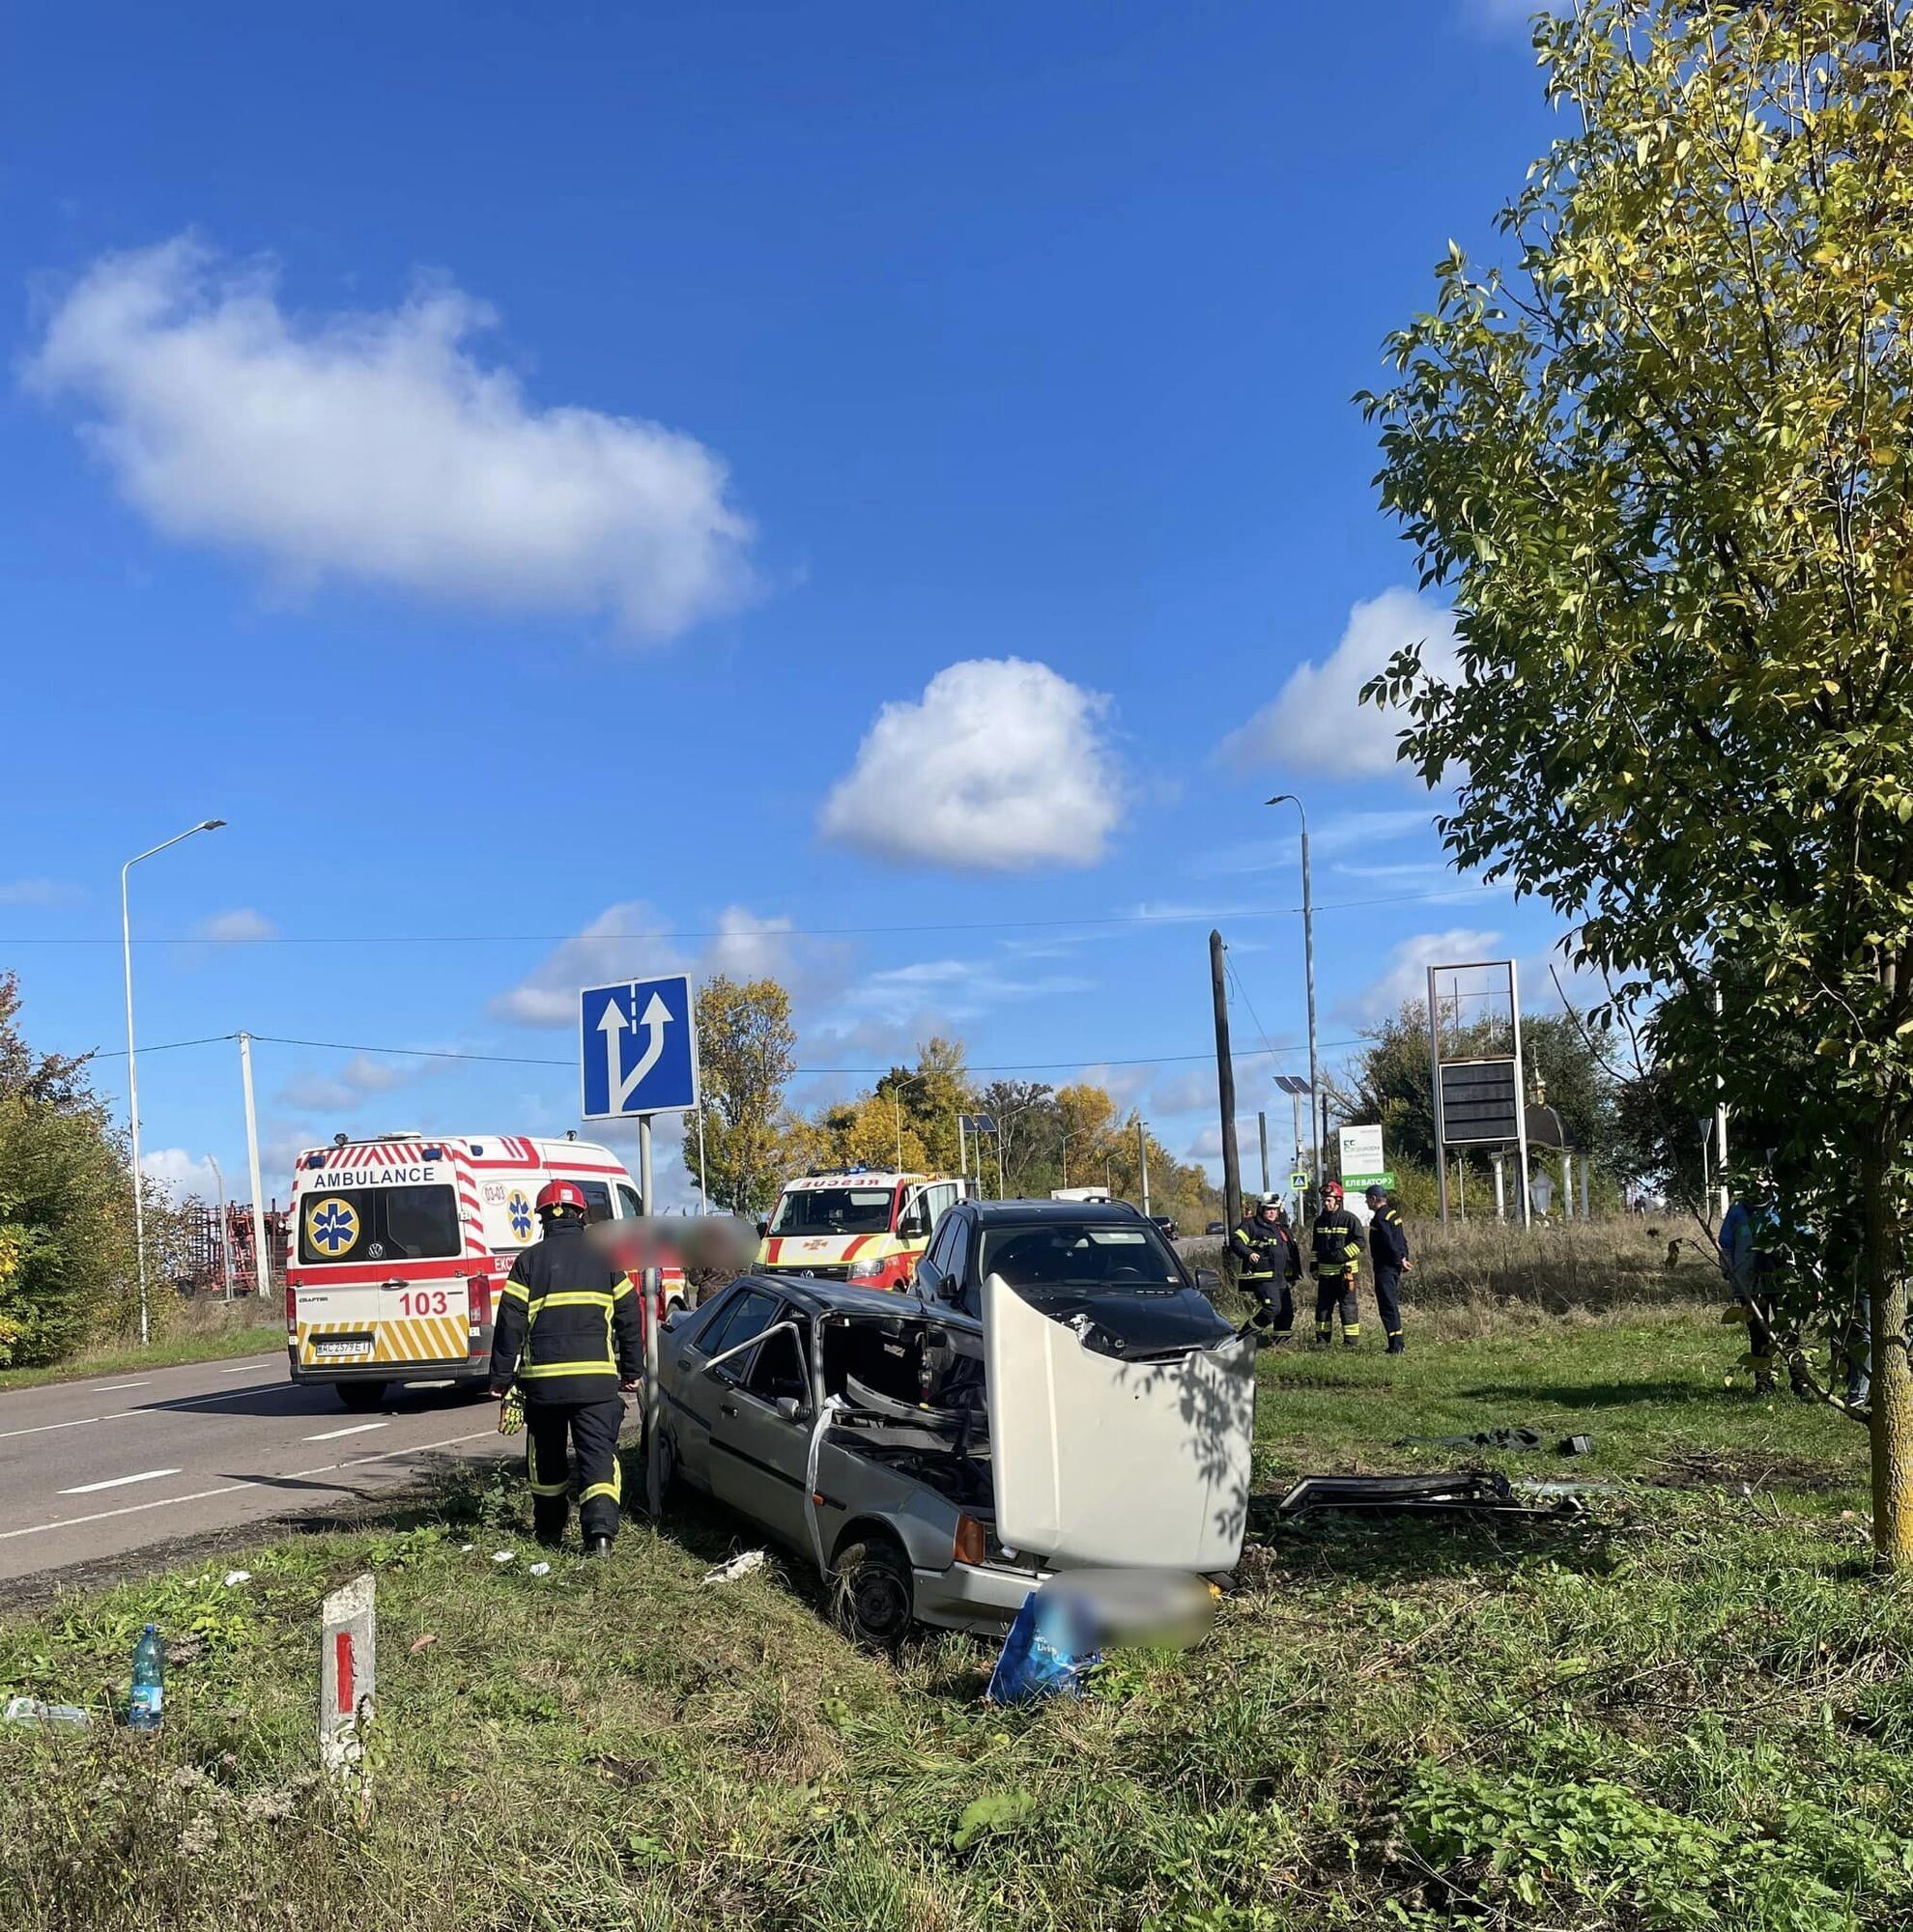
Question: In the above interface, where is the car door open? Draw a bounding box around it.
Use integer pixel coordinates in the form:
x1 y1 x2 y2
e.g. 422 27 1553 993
708 1318 814 1550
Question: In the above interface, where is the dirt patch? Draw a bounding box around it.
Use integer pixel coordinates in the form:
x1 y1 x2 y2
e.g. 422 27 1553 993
1645 1447 1846 1493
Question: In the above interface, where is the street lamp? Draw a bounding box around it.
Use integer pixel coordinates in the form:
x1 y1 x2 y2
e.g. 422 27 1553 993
1267 794 1321 1201
122 818 226 1345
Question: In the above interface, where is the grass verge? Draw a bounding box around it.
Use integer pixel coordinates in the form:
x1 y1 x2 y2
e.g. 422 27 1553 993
0 1301 281 1392
0 1312 1906 1931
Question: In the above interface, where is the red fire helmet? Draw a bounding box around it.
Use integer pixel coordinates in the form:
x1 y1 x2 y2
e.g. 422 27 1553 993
535 1179 587 1216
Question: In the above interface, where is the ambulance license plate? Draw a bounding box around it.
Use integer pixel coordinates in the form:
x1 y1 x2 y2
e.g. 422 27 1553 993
313 1336 375 1359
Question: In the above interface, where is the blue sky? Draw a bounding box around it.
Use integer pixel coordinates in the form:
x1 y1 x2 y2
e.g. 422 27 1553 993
0 1 1569 1206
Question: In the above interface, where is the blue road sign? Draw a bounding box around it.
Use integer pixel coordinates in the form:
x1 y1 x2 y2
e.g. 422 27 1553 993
579 975 699 1120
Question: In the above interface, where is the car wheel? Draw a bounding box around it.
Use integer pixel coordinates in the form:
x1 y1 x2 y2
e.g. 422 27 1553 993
833 1535 915 1647
336 1380 387 1411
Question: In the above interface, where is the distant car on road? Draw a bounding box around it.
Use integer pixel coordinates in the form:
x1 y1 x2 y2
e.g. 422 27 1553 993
1205 1220 1226 1236
1149 1214 1179 1241
648 1199 1253 1643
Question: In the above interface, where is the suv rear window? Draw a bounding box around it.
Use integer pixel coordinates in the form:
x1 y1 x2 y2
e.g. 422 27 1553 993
769 1186 894 1236
981 1222 1184 1292
299 1185 462 1265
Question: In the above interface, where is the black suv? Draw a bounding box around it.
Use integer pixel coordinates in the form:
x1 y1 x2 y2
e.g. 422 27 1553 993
908 1198 1229 1359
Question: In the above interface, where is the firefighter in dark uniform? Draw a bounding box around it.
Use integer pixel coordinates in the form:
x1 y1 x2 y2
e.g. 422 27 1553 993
1310 1179 1365 1347
489 1179 642 1556
1363 1183 1410 1354
1229 1192 1302 1339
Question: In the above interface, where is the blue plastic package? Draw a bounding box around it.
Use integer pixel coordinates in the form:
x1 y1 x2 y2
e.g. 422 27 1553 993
985 1583 1100 1705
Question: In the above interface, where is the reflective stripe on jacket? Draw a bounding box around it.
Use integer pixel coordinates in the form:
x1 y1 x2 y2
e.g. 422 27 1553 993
1369 1204 1410 1271
489 1222 642 1404
1310 1208 1364 1276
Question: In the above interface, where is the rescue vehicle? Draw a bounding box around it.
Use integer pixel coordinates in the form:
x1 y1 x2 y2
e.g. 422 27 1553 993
287 1133 675 1407
753 1166 966 1292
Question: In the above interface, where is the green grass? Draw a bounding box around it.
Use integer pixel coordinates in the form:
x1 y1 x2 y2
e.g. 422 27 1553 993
1 1310 1906 1932
0 1307 281 1392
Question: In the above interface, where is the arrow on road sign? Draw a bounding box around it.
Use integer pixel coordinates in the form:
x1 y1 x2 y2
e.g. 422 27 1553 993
598 990 673 1112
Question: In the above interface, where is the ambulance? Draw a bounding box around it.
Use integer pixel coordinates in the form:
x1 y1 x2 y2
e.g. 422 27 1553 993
287 1133 671 1408
754 1167 967 1292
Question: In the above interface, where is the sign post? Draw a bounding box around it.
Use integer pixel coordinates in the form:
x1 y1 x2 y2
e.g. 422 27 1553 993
579 975 700 1211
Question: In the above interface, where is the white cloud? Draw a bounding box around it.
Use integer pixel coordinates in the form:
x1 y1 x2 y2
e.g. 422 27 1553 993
819 658 1126 871
1349 927 1504 1022
1218 590 1460 781
492 902 812 1030
828 957 1093 1032
26 236 756 639
141 1147 223 1200
195 906 277 943
278 1051 439 1116
0 878 81 906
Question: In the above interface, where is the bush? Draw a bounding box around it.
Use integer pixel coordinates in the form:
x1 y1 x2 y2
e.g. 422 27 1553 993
0 974 141 1367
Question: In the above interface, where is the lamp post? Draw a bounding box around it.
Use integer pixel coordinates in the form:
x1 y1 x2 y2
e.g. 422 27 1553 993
1266 794 1321 1199
122 818 226 1345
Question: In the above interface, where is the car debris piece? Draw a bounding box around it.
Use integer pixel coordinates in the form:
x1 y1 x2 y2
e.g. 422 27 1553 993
1273 1472 1585 1519
702 1549 768 1585
1393 1427 1596 1456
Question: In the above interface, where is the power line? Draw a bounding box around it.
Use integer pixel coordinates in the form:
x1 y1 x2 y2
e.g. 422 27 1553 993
0 881 1504 950
91 1033 238 1061
99 1028 1368 1079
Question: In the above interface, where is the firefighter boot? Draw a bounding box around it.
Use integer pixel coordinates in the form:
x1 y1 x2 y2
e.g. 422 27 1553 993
585 1534 614 1560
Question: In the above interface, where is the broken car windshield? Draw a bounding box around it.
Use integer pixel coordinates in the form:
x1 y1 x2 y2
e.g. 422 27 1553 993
981 1224 1184 1293
770 1186 894 1236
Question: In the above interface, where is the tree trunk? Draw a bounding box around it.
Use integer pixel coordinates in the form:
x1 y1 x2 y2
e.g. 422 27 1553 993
1863 1118 1913 1569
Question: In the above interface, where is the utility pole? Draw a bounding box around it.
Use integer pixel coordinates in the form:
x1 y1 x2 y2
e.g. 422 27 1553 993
239 1032 271 1301
956 1113 968 1190
1268 795 1321 1193
1137 1118 1151 1215
1257 1112 1270 1194
1210 929 1242 1234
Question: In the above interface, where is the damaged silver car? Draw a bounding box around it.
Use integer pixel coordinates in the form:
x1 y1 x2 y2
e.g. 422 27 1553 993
644 1199 1257 1644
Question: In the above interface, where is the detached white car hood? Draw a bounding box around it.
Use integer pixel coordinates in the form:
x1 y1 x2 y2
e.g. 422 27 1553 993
983 1274 1256 1571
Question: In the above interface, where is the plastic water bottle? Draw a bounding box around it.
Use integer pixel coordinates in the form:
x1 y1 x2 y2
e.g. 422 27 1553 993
128 1624 164 1731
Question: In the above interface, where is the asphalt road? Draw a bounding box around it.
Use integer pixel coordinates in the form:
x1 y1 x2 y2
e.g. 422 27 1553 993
0 1352 526 1582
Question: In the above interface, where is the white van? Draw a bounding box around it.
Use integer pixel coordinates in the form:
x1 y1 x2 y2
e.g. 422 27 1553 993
286 1133 658 1408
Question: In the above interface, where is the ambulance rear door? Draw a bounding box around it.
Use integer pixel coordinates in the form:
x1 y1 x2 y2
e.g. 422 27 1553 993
290 1144 481 1378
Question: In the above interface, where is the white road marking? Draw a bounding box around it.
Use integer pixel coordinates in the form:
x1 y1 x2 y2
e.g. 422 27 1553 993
220 1363 263 1374
96 1380 150 1392
0 1428 500 1543
303 1422 387 1441
59 1467 183 1495
0 1412 132 1443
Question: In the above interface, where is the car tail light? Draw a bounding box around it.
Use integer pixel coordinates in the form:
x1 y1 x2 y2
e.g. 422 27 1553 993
284 1282 297 1334
954 1516 986 1567
467 1275 492 1326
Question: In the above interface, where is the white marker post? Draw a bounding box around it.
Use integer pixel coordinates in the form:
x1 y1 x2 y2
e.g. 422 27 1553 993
320 1572 376 1796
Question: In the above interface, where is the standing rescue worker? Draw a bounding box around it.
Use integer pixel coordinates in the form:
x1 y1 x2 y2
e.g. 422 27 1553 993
1230 1193 1302 1340
489 1179 642 1556
1363 1183 1410 1355
1310 1179 1365 1348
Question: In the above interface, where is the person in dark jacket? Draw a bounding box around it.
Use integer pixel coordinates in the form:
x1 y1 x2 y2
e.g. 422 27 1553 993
1310 1179 1365 1347
1363 1183 1410 1355
1229 1193 1303 1340
490 1179 642 1556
